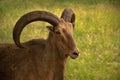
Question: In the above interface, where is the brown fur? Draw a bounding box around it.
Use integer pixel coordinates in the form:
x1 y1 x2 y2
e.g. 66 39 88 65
0 20 79 80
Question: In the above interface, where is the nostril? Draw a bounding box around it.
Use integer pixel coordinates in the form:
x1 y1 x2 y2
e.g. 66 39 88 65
73 52 79 56
70 52 79 59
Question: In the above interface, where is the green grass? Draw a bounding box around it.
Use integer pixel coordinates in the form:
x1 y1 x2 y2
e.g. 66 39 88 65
0 0 120 80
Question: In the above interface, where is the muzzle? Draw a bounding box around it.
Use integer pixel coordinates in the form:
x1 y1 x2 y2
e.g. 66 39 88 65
69 49 79 59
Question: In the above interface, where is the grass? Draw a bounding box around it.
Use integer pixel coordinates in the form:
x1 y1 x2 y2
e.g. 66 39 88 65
0 0 120 80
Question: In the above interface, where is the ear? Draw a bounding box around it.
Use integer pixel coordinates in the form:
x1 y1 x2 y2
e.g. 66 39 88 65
71 13 75 28
61 8 75 28
46 26 54 31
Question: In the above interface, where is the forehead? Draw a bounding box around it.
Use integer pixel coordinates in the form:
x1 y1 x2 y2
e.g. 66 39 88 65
57 21 73 31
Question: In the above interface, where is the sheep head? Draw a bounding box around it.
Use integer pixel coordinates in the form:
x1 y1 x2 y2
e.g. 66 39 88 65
47 19 79 59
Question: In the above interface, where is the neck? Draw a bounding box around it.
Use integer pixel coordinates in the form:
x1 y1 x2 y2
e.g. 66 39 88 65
45 32 67 80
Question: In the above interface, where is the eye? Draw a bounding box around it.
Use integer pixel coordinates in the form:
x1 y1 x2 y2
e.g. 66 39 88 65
55 31 61 34
62 28 66 33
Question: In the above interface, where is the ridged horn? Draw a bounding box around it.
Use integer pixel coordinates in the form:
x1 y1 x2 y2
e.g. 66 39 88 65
61 8 75 27
13 11 60 48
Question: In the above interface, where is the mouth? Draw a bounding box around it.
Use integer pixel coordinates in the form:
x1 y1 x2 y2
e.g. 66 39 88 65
69 52 79 59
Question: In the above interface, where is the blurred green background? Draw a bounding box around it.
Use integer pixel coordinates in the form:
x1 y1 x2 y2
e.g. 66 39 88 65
0 0 120 80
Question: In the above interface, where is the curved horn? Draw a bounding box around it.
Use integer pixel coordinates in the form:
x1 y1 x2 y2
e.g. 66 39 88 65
13 11 60 48
61 8 75 27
